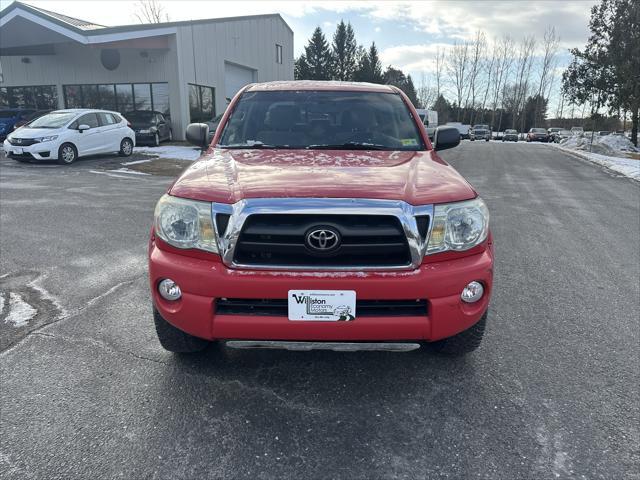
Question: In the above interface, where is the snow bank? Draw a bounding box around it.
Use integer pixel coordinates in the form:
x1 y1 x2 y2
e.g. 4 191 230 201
552 143 640 180
134 145 202 161
559 134 639 156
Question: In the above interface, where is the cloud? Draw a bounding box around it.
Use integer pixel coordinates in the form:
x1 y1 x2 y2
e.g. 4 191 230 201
380 43 451 73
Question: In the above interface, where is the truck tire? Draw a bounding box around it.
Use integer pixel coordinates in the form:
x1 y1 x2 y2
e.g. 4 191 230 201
153 307 209 353
429 311 487 356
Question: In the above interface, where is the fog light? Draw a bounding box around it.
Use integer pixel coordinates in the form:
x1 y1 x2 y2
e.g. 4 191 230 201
158 279 182 301
461 281 484 303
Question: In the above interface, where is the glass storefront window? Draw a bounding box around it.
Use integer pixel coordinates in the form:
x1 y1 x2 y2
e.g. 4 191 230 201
133 84 152 111
98 85 116 111
64 85 82 108
188 83 215 123
115 84 134 114
2 85 58 109
151 83 170 117
81 85 100 108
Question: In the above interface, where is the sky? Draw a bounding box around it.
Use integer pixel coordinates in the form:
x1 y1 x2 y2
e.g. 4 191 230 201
0 0 599 112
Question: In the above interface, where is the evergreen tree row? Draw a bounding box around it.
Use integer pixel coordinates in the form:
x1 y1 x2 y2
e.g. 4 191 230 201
294 22 420 107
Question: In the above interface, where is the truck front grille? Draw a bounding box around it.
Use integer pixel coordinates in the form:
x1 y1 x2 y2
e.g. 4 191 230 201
233 214 412 268
216 298 428 317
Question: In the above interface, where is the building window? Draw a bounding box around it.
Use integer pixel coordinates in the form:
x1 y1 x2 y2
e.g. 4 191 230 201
63 82 170 119
276 44 283 64
188 83 215 123
0 85 58 109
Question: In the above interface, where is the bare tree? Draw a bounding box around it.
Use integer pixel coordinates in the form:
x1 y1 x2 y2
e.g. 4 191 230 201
477 44 496 124
134 0 170 24
533 26 560 125
464 30 486 124
511 35 536 129
447 40 470 121
434 46 446 99
417 73 437 110
490 35 515 129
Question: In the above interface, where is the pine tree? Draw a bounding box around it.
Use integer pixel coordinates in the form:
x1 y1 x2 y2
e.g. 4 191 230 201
303 27 333 81
294 54 311 80
382 67 420 107
354 42 384 83
563 0 639 145
332 21 358 81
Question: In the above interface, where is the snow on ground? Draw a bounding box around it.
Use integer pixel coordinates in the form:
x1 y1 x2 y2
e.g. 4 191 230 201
559 134 639 156
4 292 37 327
134 145 201 161
551 143 640 180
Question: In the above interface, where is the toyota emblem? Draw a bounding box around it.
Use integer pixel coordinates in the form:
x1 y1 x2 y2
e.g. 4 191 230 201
16 139 22 144
306 228 341 252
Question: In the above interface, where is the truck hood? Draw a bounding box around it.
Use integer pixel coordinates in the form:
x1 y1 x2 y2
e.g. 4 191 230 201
169 149 477 205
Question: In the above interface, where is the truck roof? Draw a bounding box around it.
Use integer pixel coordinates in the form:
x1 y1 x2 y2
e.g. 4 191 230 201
246 81 397 94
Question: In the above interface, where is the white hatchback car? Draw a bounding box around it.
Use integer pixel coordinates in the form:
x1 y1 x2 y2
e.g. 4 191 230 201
3 109 135 164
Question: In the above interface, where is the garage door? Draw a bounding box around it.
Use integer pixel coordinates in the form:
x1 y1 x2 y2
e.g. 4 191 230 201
224 63 256 102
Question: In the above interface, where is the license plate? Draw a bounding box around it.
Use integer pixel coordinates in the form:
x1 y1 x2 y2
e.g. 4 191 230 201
13 147 23 154
288 290 356 321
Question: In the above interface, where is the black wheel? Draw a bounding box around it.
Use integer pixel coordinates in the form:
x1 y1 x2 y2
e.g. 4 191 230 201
428 311 487 356
57 143 77 165
153 307 209 353
153 133 160 147
119 138 134 157
485 138 490 142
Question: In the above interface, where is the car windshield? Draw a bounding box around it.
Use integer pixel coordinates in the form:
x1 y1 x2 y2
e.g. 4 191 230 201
505 129 516 134
27 112 77 129
0 110 20 119
474 125 489 130
532 128 546 133
218 90 425 150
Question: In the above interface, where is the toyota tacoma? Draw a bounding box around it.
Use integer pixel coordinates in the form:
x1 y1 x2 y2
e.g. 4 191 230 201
149 81 493 356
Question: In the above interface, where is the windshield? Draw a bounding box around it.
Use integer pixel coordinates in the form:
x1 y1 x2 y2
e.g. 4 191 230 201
532 128 546 133
0 110 20 119
27 112 77 129
218 90 425 150
505 129 517 134
474 125 489 130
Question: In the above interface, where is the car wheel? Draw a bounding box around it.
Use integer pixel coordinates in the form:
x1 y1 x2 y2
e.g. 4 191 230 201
485 138 490 142
119 138 134 157
428 311 487 356
57 143 77 165
153 307 210 353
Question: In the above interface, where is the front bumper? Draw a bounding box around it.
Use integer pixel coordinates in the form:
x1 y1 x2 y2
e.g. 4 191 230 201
135 132 157 144
3 139 55 160
149 238 494 343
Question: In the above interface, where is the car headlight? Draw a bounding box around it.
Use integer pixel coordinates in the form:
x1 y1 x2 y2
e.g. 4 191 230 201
35 135 58 143
154 194 218 253
427 197 489 254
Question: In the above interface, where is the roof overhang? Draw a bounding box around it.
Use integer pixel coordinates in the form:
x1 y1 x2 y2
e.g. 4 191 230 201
0 6 176 52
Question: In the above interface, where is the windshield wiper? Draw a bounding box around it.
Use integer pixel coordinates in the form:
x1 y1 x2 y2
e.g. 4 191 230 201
221 142 293 149
306 142 389 150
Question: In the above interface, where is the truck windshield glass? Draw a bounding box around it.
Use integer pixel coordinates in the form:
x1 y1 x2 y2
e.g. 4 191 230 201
27 112 77 129
218 90 426 150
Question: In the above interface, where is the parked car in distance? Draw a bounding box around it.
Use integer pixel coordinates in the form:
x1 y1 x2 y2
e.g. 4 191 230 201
0 108 36 140
445 122 471 139
12 110 52 132
502 129 518 142
149 81 493 357
125 111 172 146
3 109 135 164
527 128 549 142
470 124 491 141
556 130 572 142
547 127 562 142
570 126 584 136
596 131 611 137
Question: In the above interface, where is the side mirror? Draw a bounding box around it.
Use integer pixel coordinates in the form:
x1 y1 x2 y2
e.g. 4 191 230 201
78 124 90 132
185 123 210 148
433 126 461 151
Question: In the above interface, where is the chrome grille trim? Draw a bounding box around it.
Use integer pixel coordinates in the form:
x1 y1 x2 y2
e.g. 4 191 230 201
212 198 433 271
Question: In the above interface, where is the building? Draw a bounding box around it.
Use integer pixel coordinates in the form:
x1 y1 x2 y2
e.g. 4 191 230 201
0 1 293 139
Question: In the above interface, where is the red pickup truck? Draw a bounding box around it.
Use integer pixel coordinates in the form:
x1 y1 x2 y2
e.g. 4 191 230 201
149 81 493 356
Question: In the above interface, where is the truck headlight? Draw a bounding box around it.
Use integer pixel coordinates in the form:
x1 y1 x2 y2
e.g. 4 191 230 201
154 194 218 253
427 197 489 254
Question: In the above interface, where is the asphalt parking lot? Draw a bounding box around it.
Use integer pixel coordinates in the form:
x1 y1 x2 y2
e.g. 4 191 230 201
1 142 638 479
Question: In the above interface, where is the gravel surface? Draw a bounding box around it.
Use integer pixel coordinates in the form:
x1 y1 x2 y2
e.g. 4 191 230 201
1 142 638 479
